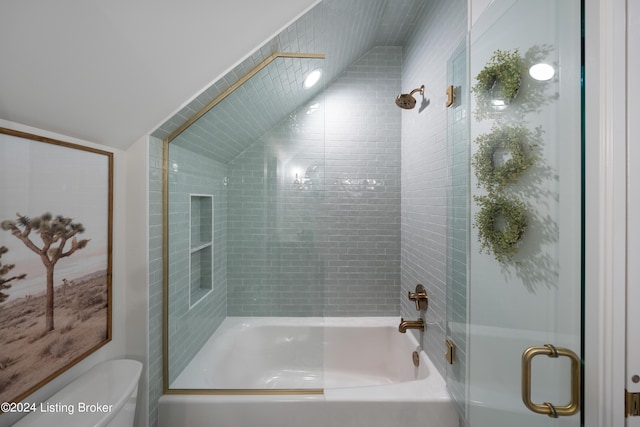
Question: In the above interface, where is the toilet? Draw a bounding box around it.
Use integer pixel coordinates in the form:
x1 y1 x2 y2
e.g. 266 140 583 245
14 359 142 427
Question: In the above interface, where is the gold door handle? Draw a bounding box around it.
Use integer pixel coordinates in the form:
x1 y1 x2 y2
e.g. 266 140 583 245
521 344 581 417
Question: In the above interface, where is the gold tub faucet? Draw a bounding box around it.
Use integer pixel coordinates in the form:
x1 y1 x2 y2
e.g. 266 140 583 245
398 317 424 333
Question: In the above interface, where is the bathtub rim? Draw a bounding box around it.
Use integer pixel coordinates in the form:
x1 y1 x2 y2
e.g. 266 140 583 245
164 388 324 396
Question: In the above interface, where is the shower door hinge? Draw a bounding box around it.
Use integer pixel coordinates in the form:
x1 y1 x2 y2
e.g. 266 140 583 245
627 390 640 417
445 85 455 107
445 339 456 365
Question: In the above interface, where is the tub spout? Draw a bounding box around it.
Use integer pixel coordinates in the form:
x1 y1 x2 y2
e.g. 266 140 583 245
398 318 424 333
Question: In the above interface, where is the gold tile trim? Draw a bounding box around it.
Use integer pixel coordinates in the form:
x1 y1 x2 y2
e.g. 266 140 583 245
165 52 325 144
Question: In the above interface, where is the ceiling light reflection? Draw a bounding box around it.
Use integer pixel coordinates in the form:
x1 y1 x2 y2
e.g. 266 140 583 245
303 69 322 89
529 63 555 81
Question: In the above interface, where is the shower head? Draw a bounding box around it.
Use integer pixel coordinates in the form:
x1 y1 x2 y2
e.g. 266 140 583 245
395 85 425 109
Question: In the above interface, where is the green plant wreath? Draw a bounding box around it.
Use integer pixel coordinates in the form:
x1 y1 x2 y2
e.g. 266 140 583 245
472 49 523 120
472 124 536 190
474 194 527 263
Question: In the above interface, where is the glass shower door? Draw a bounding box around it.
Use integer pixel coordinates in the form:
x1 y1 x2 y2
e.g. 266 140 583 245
165 54 328 393
465 0 582 426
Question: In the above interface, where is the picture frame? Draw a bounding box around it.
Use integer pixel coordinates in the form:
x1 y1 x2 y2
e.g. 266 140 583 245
0 127 113 405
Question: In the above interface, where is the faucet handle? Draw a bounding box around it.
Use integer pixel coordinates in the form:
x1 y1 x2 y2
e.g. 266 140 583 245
408 284 429 311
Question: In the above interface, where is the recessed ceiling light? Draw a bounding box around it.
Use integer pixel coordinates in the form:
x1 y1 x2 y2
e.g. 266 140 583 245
303 69 322 89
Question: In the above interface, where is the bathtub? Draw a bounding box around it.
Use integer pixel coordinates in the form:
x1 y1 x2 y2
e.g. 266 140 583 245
159 317 458 427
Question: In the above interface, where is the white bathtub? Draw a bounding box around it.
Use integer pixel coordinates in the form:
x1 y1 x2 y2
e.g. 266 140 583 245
159 317 458 427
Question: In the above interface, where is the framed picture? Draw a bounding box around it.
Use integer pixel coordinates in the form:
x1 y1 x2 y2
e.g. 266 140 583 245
0 128 113 405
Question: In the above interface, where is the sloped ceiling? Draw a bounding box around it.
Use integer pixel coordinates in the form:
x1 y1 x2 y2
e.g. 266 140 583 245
0 0 319 149
0 0 423 151
163 0 424 163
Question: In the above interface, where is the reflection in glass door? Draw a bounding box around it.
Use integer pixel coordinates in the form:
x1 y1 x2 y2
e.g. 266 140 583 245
464 0 582 425
165 55 327 392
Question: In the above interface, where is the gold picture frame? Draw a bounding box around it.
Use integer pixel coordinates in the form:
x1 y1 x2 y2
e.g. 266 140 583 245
0 128 113 406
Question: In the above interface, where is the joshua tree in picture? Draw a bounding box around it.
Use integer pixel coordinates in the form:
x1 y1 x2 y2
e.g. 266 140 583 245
0 245 26 304
1 213 89 331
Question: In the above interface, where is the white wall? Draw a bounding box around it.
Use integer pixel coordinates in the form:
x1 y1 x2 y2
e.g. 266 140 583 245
0 119 127 427
124 136 150 427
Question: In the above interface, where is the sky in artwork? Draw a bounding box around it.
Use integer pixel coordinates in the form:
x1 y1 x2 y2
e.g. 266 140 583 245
0 133 110 299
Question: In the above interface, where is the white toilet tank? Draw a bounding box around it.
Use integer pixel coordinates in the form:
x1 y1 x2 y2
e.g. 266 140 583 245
13 359 143 427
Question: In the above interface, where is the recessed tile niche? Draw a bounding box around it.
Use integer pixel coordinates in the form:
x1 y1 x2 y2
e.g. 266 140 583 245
190 194 213 307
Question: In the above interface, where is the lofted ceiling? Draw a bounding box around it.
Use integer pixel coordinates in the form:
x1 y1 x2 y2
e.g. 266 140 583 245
164 0 424 163
0 0 319 150
0 0 423 151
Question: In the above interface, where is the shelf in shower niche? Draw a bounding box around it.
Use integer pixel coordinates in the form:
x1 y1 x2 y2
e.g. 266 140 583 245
191 242 212 253
189 194 214 308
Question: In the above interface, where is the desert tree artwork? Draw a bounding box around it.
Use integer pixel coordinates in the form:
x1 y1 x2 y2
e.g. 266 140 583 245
0 128 112 405
1 213 89 332
0 245 26 304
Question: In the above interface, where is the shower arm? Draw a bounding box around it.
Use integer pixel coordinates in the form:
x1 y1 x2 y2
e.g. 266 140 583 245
409 85 425 97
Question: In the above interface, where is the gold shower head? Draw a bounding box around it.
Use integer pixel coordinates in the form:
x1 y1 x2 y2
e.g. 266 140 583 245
395 85 425 109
